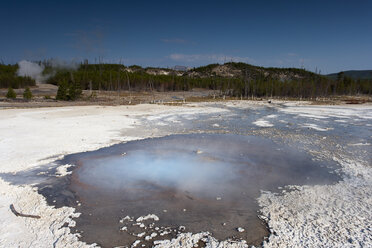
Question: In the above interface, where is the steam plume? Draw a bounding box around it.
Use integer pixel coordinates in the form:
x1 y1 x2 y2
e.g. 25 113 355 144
17 60 46 83
17 59 80 83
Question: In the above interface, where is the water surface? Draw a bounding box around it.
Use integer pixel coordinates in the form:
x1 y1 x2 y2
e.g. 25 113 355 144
62 133 340 247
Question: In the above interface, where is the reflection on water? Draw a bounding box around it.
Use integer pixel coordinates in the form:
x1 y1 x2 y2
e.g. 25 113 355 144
66 134 340 247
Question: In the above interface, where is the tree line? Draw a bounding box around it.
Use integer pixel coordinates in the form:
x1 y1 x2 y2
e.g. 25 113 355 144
46 63 371 99
1 62 371 100
0 64 35 88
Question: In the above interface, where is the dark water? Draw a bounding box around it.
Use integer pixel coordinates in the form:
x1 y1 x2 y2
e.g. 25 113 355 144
46 133 340 247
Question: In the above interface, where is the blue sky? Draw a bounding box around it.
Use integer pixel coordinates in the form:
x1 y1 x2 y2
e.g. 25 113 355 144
1 0 371 73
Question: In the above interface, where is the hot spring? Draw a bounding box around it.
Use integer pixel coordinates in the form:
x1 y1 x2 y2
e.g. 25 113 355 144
32 133 339 247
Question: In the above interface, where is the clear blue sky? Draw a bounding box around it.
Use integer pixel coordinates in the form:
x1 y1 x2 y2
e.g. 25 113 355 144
1 0 371 73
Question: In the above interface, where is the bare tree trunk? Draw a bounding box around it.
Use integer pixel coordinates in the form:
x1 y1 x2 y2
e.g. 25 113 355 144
98 57 102 92
70 71 75 83
126 72 131 91
271 80 273 98
117 59 121 95
110 71 112 91
126 71 132 104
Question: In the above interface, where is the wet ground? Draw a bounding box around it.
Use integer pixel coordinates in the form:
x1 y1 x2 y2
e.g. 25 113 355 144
2 103 371 247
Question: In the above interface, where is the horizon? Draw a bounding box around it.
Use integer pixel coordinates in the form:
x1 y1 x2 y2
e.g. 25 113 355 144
1 0 372 74
9 59 372 76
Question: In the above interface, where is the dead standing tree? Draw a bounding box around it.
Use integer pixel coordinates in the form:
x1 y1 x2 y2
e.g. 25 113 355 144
117 60 121 98
124 68 132 104
148 76 155 103
244 71 249 99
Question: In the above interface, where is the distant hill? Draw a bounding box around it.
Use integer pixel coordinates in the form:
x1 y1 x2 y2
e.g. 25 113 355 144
185 62 323 81
119 62 325 81
327 70 372 80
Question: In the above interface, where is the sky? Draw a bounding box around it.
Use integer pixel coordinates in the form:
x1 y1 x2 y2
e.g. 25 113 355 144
1 0 371 74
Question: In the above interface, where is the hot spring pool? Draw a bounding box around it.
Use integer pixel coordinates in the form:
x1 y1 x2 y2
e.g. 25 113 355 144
44 133 341 247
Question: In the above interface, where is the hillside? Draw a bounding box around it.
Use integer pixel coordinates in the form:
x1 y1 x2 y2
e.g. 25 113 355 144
185 62 322 81
43 62 371 98
327 70 372 80
3 61 371 99
113 62 323 81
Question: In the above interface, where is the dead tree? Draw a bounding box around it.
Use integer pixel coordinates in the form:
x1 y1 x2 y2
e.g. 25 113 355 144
125 71 132 104
10 204 41 219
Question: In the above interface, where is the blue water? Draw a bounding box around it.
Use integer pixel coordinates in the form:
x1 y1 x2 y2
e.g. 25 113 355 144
68 133 341 247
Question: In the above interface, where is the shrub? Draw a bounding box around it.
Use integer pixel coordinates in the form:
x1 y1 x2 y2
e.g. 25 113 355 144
56 80 82 101
56 80 69 100
6 87 16 99
23 87 33 100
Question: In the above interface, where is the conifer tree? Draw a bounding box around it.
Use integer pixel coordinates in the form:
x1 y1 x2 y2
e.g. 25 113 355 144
23 87 32 100
6 87 16 99
56 80 68 100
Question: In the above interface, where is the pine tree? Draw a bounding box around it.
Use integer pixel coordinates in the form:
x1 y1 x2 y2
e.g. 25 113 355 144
23 87 33 100
75 82 82 98
68 82 82 100
56 80 68 100
68 82 77 100
6 87 16 99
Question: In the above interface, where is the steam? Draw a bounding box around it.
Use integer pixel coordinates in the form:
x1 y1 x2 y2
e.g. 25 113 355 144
17 59 80 83
17 60 46 83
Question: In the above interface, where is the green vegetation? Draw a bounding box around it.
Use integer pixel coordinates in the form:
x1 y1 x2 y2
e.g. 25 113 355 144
2 61 371 100
6 87 16 99
327 70 372 80
56 80 82 101
23 87 33 100
192 63 220 73
46 62 371 99
0 64 36 88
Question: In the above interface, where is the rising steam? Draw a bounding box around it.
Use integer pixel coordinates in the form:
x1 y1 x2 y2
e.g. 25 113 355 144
17 59 79 83
17 60 46 83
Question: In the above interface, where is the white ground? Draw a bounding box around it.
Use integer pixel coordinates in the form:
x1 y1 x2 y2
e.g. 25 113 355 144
0 101 371 247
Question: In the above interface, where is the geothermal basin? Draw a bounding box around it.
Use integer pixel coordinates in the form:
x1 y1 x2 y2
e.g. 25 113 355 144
38 133 341 247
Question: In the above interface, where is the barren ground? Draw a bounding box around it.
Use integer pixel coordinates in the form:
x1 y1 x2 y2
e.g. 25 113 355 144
1 83 371 109
0 97 371 247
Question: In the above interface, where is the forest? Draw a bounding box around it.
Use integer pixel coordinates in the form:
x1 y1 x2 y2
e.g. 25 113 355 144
1 62 371 99
46 62 372 98
0 64 35 89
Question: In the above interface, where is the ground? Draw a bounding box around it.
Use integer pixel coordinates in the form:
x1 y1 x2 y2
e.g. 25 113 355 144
0 83 216 108
0 100 371 247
